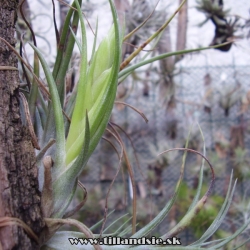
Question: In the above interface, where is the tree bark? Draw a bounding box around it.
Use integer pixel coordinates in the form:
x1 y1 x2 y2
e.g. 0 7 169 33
0 1 44 249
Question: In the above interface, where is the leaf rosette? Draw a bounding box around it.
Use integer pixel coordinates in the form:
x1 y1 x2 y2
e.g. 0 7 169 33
31 0 121 218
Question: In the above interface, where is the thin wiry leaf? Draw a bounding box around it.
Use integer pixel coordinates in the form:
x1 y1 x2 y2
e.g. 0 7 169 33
69 26 82 52
119 0 187 71
89 210 115 232
118 42 232 79
108 123 137 234
188 123 206 212
160 148 215 240
131 138 191 239
99 127 124 237
102 214 130 234
212 217 250 249
62 180 88 218
118 225 133 238
114 216 133 236
232 238 250 250
123 0 160 42
191 171 236 247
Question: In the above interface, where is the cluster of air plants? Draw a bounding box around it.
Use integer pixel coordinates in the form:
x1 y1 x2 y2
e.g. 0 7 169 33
1 0 250 249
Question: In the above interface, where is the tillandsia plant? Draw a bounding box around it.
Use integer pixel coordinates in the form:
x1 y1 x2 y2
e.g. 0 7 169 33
1 0 250 249
36 1 122 219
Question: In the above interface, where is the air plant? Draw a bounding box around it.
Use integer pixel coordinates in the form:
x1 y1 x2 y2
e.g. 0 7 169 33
1 0 250 249
33 0 122 221
196 0 240 51
218 82 243 116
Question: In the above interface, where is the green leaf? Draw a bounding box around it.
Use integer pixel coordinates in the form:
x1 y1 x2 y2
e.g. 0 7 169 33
191 172 237 247
41 0 82 150
118 44 233 80
65 0 121 166
188 123 206 212
132 140 190 238
65 0 90 159
55 0 83 104
29 43 65 173
52 112 90 218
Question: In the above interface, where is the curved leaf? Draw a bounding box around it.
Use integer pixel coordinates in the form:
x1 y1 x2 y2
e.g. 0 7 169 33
29 43 65 173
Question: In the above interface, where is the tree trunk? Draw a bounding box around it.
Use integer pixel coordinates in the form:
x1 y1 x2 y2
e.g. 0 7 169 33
0 1 44 249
